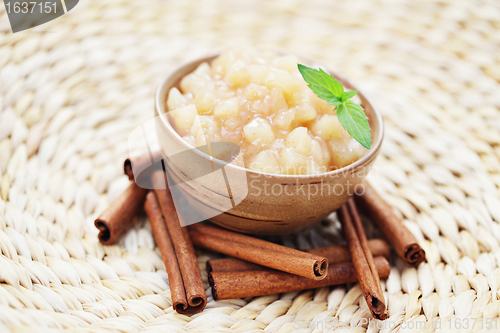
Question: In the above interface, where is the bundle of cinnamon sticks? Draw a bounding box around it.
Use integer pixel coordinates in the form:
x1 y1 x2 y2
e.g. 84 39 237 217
94 156 425 317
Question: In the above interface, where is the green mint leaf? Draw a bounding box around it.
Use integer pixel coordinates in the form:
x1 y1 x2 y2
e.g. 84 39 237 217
297 64 343 100
327 96 343 106
341 90 358 101
298 63 371 149
336 101 371 149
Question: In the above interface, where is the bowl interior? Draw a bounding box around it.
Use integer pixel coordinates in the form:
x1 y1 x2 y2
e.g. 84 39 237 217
155 54 384 179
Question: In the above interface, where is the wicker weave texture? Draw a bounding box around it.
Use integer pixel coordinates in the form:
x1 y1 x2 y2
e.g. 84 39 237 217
1 0 500 332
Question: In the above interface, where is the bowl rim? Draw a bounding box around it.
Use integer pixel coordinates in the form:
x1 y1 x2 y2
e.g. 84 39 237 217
155 52 384 179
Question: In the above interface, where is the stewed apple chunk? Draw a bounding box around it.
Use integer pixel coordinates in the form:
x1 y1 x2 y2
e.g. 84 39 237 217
248 150 281 174
243 118 276 146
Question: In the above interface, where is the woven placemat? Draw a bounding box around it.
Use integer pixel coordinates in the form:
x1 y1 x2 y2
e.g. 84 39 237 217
1 0 500 331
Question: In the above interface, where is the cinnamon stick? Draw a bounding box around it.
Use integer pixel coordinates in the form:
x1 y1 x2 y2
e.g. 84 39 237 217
209 256 390 300
308 238 390 263
189 224 328 280
355 181 425 267
124 151 163 181
151 171 206 313
94 183 148 245
207 239 390 273
144 192 204 314
207 258 269 273
338 199 387 320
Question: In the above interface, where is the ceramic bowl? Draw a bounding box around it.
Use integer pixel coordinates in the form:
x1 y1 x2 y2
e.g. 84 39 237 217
155 54 384 235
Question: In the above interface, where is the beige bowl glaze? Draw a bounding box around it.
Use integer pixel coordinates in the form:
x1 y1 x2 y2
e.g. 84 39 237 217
155 54 384 235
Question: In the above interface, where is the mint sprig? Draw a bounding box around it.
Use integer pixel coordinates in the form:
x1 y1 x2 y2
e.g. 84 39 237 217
297 64 371 149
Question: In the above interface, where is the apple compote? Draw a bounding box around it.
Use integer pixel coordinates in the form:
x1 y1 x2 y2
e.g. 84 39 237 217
166 47 368 175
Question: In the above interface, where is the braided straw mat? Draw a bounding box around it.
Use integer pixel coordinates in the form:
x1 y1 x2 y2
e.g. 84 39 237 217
1 0 500 332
